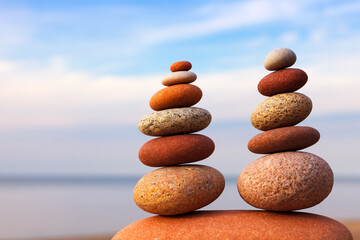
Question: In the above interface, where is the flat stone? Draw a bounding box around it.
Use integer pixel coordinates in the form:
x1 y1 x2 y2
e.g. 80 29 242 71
139 134 215 167
251 92 312 131
149 84 202 111
238 152 333 211
133 165 225 215
138 107 211 136
258 68 308 96
170 61 192 72
162 71 197 86
112 210 352 240
248 126 320 154
264 48 297 70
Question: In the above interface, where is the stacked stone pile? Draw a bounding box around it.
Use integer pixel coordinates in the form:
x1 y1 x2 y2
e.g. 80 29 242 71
237 48 335 212
112 55 353 240
134 61 225 216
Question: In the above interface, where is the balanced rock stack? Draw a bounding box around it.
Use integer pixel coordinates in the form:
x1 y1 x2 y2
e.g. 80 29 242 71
133 61 225 216
113 56 352 239
238 47 334 211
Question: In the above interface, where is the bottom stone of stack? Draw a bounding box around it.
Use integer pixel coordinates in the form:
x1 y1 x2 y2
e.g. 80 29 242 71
133 164 225 215
112 210 352 240
238 151 333 211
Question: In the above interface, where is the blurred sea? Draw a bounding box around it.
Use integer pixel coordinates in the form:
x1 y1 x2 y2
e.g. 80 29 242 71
0 175 359 239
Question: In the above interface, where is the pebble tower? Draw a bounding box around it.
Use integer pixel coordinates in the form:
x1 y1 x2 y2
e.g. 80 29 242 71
112 55 353 240
238 47 334 212
134 61 225 216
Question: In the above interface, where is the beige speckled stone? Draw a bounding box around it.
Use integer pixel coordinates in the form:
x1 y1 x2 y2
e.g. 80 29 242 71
133 165 225 215
238 152 333 211
264 48 297 70
112 210 352 240
138 107 211 136
162 71 197 86
251 92 312 131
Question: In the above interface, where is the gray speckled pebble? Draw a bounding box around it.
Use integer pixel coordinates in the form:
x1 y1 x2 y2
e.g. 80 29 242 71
264 48 297 71
138 107 211 136
251 92 312 131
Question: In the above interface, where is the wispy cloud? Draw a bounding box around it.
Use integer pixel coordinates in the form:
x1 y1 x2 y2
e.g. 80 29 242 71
143 0 303 44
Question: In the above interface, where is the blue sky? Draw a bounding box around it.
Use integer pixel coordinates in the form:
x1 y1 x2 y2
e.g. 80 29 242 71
0 0 359 176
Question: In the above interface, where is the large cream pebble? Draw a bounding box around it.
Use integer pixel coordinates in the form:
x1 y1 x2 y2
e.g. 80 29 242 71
238 152 333 211
133 165 225 215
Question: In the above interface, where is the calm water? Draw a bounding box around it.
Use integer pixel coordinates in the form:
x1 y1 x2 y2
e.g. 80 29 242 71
0 176 359 239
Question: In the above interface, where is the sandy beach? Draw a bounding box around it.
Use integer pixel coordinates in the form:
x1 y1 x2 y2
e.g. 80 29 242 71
28 220 359 240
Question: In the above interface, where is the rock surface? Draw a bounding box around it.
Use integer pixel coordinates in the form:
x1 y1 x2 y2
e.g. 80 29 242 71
170 61 192 72
162 71 197 86
112 210 352 240
258 68 308 96
149 84 202 111
251 92 312 131
264 48 297 70
139 134 215 167
248 126 320 154
138 107 211 136
238 152 333 211
133 165 225 215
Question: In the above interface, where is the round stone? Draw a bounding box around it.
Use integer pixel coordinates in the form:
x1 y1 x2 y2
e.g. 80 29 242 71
133 165 225 215
238 152 333 211
170 61 192 72
264 48 297 71
113 210 352 240
251 92 312 131
258 68 308 96
248 126 320 154
149 84 202 111
162 71 197 86
138 107 211 136
139 134 215 167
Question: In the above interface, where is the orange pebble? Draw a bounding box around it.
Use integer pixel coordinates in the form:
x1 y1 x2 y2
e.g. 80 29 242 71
170 61 192 72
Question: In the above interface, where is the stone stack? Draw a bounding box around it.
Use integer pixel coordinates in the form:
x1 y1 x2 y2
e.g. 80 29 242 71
134 61 225 216
238 47 334 211
112 56 353 240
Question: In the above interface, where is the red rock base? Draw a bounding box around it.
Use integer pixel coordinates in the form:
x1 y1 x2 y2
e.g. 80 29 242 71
112 210 352 240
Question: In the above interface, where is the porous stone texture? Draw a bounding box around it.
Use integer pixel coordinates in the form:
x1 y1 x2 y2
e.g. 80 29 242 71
170 61 192 72
248 126 320 154
133 165 225 215
162 71 197 86
138 107 211 136
251 92 312 131
139 134 215 167
112 210 353 240
237 152 333 211
258 68 308 96
264 47 297 70
149 84 202 111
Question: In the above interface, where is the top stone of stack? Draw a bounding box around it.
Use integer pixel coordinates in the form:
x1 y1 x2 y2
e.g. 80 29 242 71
264 48 297 71
170 60 192 72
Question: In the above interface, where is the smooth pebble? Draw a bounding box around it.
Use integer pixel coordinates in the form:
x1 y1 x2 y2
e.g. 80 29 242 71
133 165 225 215
138 107 211 136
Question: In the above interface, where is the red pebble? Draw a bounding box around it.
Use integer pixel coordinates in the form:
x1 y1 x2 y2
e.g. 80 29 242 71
258 68 308 96
139 134 215 167
170 61 192 72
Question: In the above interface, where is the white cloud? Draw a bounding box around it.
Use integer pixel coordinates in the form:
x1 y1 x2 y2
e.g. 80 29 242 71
1 46 359 131
143 0 303 45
